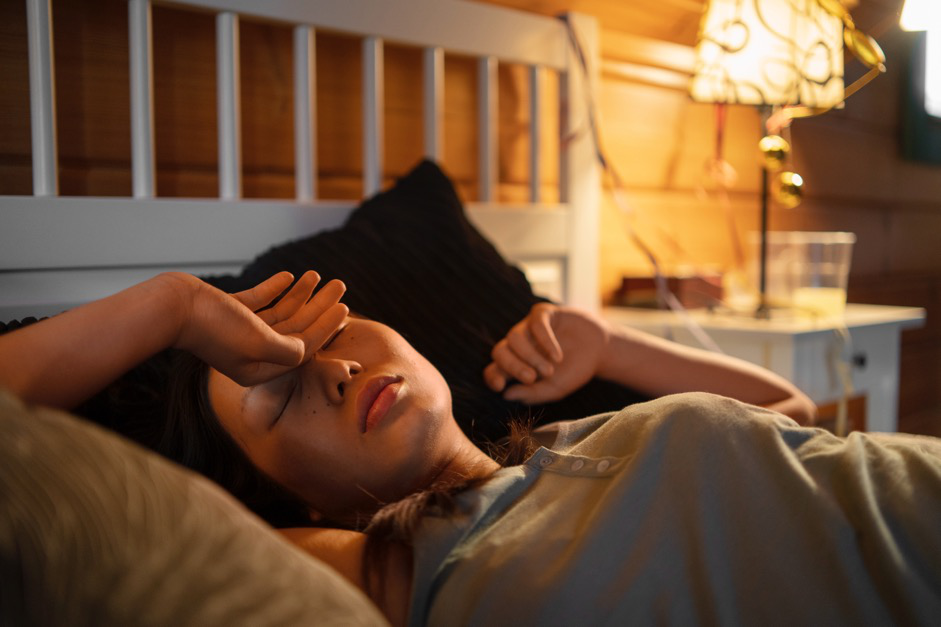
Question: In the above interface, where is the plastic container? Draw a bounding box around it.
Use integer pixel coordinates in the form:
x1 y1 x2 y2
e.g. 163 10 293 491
750 231 856 317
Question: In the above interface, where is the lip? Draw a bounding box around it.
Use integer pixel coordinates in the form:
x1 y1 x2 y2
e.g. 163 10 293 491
356 375 403 433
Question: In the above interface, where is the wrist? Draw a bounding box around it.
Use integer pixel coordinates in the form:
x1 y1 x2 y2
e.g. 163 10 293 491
147 272 198 349
594 319 619 381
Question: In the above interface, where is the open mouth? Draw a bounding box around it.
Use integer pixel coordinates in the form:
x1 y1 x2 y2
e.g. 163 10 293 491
357 375 403 433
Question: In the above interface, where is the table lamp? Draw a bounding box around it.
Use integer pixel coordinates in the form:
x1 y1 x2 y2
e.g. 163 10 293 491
689 0 884 317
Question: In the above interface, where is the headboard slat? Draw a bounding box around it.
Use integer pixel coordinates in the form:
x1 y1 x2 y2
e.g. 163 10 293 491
216 11 242 199
129 0 156 199
362 36 384 197
1 196 570 269
423 46 444 162
26 0 57 197
477 56 497 202
0 197 353 269
0 199 572 320
559 12 601 309
157 0 567 70
293 25 316 202
529 64 542 203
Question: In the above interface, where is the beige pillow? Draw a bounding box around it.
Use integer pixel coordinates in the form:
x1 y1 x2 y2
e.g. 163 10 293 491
0 390 388 626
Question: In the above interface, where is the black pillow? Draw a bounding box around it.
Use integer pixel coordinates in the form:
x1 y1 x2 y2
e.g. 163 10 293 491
205 160 646 443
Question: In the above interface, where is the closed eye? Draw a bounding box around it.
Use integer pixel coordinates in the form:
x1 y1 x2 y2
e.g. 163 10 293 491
273 377 297 427
321 323 347 350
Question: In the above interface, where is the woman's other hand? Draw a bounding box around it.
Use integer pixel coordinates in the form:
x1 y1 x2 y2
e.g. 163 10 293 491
167 271 348 387
483 303 609 404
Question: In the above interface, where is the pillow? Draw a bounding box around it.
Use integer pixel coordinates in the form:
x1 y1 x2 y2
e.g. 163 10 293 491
205 159 647 443
0 389 388 627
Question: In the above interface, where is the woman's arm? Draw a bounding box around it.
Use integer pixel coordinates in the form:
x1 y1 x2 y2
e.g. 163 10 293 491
484 303 816 423
0 271 347 410
596 322 815 422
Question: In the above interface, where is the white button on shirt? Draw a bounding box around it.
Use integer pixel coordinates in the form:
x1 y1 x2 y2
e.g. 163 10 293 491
539 455 555 467
596 459 611 473
571 459 585 471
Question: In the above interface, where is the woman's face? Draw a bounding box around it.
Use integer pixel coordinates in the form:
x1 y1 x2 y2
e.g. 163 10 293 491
208 315 462 523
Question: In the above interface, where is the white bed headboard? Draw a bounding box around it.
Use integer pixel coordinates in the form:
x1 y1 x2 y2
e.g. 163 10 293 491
0 0 599 320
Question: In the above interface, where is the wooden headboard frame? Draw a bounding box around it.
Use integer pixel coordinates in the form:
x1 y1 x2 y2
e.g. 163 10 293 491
0 0 600 320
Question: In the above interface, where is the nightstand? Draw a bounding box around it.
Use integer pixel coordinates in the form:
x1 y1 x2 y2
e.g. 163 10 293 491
603 304 926 432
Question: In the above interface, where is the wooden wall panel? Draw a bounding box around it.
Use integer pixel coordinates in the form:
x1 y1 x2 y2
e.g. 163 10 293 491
791 122 898 203
315 32 361 197
0 0 30 194
152 5 217 196
239 19 294 198
54 0 132 196
767 200 891 277
888 212 941 275
383 44 424 182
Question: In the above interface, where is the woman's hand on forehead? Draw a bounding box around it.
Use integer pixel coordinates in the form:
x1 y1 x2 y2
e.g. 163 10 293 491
175 270 348 387
250 271 349 362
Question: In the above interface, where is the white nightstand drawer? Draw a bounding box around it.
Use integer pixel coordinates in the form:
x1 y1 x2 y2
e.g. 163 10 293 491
603 304 925 432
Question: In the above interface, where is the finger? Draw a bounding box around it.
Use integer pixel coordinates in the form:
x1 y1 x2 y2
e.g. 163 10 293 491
483 362 509 392
229 303 340 385
258 270 320 326
503 380 558 404
246 326 307 369
295 302 349 360
234 272 295 312
275 279 346 335
529 306 564 363
491 340 538 385
506 328 555 378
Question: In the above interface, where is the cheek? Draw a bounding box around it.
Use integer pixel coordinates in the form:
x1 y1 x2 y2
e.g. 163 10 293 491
262 427 339 490
259 423 390 514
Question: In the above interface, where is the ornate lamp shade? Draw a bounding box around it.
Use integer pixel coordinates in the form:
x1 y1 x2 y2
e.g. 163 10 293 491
690 0 845 108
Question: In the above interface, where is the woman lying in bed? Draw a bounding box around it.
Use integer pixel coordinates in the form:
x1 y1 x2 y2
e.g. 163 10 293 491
2 271 939 626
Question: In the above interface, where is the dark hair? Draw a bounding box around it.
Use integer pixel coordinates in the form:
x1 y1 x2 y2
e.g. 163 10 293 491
360 416 540 602
81 349 313 528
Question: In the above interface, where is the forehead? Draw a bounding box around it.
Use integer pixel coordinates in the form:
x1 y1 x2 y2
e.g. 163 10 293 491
343 314 398 338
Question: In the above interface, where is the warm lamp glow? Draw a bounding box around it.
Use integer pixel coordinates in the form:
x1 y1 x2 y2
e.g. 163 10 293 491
690 0 845 108
900 0 940 119
927 31 941 118
900 0 941 32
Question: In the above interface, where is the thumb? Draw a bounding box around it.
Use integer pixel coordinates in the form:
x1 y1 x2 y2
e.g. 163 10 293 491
252 328 306 366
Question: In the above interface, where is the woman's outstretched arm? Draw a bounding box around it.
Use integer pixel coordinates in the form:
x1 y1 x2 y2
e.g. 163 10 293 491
484 303 816 423
0 271 347 410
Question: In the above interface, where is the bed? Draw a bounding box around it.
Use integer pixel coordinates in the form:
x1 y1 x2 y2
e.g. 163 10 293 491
0 0 609 624
0 0 601 321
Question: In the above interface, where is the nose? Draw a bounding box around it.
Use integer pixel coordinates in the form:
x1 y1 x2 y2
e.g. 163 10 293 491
310 355 362 405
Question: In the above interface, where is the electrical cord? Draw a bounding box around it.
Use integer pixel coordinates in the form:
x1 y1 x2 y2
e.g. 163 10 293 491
561 14 724 354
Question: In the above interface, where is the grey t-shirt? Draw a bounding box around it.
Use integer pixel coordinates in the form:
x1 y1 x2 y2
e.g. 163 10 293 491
407 392 941 626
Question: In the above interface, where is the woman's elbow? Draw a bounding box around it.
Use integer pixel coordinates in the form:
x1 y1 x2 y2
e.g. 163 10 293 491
766 390 818 425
